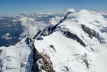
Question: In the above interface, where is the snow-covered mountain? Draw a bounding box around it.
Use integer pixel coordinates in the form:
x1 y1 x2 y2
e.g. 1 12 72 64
0 9 107 72
34 9 107 72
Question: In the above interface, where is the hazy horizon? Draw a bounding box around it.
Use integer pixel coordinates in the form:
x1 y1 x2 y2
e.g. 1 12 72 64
0 0 107 16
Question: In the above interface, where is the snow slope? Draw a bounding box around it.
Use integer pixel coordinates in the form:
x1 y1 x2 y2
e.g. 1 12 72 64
0 38 33 72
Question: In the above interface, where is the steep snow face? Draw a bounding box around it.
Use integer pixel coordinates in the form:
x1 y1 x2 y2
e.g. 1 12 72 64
35 32 94 72
34 9 107 72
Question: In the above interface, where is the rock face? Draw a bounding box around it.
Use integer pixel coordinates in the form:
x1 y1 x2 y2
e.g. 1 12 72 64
0 9 107 72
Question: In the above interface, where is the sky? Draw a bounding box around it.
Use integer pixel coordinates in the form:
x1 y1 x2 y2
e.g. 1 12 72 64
0 0 107 16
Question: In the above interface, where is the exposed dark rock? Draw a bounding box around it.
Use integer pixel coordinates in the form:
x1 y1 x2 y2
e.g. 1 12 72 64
81 54 90 69
81 24 105 43
62 30 86 47
25 37 41 72
33 30 42 40
63 66 70 72
49 45 56 52
41 25 55 36
37 53 55 72
35 11 72 38
81 24 97 38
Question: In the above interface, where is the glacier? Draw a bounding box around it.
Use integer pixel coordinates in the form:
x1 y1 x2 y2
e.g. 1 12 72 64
0 9 107 72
